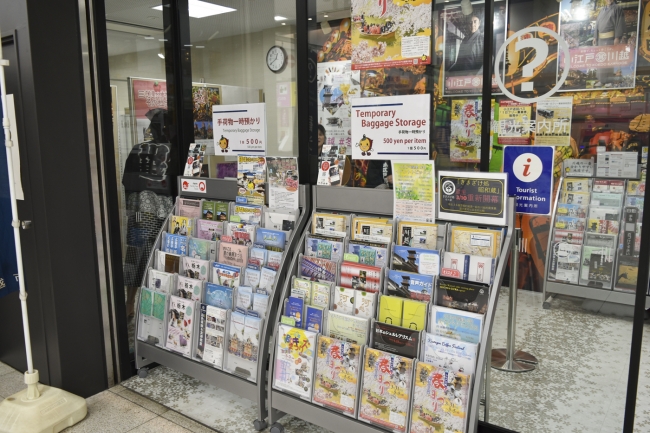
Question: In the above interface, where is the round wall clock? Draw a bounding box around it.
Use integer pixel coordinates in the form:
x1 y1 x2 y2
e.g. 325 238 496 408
266 46 287 73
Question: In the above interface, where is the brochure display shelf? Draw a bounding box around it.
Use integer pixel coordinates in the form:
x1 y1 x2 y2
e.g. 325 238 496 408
134 177 309 430
542 165 650 310
266 185 516 433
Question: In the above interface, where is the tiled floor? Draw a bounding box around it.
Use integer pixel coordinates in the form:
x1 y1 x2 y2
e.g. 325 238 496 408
1 290 650 433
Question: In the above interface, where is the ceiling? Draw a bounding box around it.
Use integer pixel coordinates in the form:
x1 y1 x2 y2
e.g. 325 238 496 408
105 0 301 56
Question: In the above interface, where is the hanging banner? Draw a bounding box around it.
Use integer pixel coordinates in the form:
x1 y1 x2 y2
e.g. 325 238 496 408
450 98 482 163
351 93 430 160
503 146 554 215
351 0 432 70
535 97 573 146
192 85 221 147
438 171 508 226
212 103 267 155
558 0 640 91
392 160 435 223
442 1 508 96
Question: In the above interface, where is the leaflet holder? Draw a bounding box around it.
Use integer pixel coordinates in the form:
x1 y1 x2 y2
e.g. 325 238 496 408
134 177 309 431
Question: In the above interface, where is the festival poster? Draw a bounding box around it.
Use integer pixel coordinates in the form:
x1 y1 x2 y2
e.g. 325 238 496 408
310 18 353 62
351 93 430 160
193 85 221 147
317 61 360 144
535 97 573 146
450 99 481 163
351 0 433 70
558 0 641 91
392 160 435 223
497 100 532 145
442 1 507 96
130 78 167 144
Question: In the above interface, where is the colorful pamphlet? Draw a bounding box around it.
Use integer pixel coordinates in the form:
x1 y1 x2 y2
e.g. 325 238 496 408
156 251 182 274
187 237 216 261
196 219 224 241
274 325 318 400
312 213 347 237
434 278 490 315
305 234 345 262
176 275 202 301
169 215 194 237
449 227 499 258
205 283 233 309
359 348 412 432
162 233 189 255
397 221 439 250
299 254 338 283
202 200 229 221
181 256 210 282
392 246 440 276
385 269 433 302
312 335 361 417
326 311 370 345
422 333 478 375
218 242 249 269
332 286 356 315
372 322 420 358
166 296 195 356
211 262 241 288
196 304 227 369
347 239 389 268
177 198 202 218
236 155 267 206
266 156 299 210
148 268 174 294
339 261 383 293
255 228 287 252
428 306 483 344
353 291 377 319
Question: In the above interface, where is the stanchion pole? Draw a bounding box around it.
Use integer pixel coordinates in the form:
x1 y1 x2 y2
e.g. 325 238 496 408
491 228 538 372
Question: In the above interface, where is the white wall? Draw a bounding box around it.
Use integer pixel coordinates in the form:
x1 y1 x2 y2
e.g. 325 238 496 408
108 24 298 157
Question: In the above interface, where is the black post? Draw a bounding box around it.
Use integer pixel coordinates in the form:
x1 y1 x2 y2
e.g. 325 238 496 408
623 177 650 432
480 0 495 172
162 0 193 179
296 0 318 185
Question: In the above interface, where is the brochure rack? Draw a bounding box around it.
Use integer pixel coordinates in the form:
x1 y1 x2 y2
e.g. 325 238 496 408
266 185 516 433
134 177 309 430
542 164 650 309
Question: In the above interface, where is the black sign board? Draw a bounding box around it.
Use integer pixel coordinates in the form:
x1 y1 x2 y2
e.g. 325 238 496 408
438 172 508 225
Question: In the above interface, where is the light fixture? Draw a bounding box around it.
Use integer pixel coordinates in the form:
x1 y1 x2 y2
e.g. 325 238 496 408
323 14 329 17
460 0 472 15
184 44 193 47
153 0 236 18
158 53 165 59
282 23 286 25
196 45 205 48
274 16 287 21
308 17 312 20
159 38 167 42
144 36 155 40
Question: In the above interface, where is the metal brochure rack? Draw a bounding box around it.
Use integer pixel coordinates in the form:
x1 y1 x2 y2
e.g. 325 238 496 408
541 165 650 309
266 186 515 433
134 177 309 431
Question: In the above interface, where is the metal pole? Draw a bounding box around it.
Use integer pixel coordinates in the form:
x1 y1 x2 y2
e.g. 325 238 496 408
491 228 538 372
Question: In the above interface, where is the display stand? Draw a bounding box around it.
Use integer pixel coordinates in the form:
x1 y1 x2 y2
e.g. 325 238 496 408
266 185 516 433
542 164 650 309
134 177 309 431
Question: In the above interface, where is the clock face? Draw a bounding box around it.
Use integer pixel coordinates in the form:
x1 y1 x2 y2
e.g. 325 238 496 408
267 46 286 73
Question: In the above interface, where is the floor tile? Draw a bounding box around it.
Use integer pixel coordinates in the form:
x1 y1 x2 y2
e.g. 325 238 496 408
160 411 219 433
128 416 193 433
0 370 25 399
0 362 15 376
117 388 168 415
109 384 127 395
62 390 157 433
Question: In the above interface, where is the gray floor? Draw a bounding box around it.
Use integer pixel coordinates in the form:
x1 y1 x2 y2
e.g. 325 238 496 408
1 289 649 432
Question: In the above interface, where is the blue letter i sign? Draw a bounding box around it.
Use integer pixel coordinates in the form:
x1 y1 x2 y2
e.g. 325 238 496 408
503 146 554 216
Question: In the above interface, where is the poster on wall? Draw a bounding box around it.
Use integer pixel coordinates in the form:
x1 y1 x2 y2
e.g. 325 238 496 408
193 85 221 147
129 78 167 144
497 100 531 145
317 61 360 147
212 103 267 155
350 0 432 70
310 18 353 62
558 0 640 91
392 160 435 222
351 93 430 160
442 1 507 96
535 97 573 146
450 98 482 163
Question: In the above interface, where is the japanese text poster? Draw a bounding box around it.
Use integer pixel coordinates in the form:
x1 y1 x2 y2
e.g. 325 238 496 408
497 100 532 145
535 97 573 146
351 93 430 160
558 0 640 91
351 0 432 70
392 160 435 222
267 157 299 210
237 156 267 205
130 78 167 144
450 99 481 163
317 61 360 146
213 103 267 156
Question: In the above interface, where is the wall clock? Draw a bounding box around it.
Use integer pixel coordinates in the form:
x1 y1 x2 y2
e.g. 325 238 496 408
266 46 287 73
